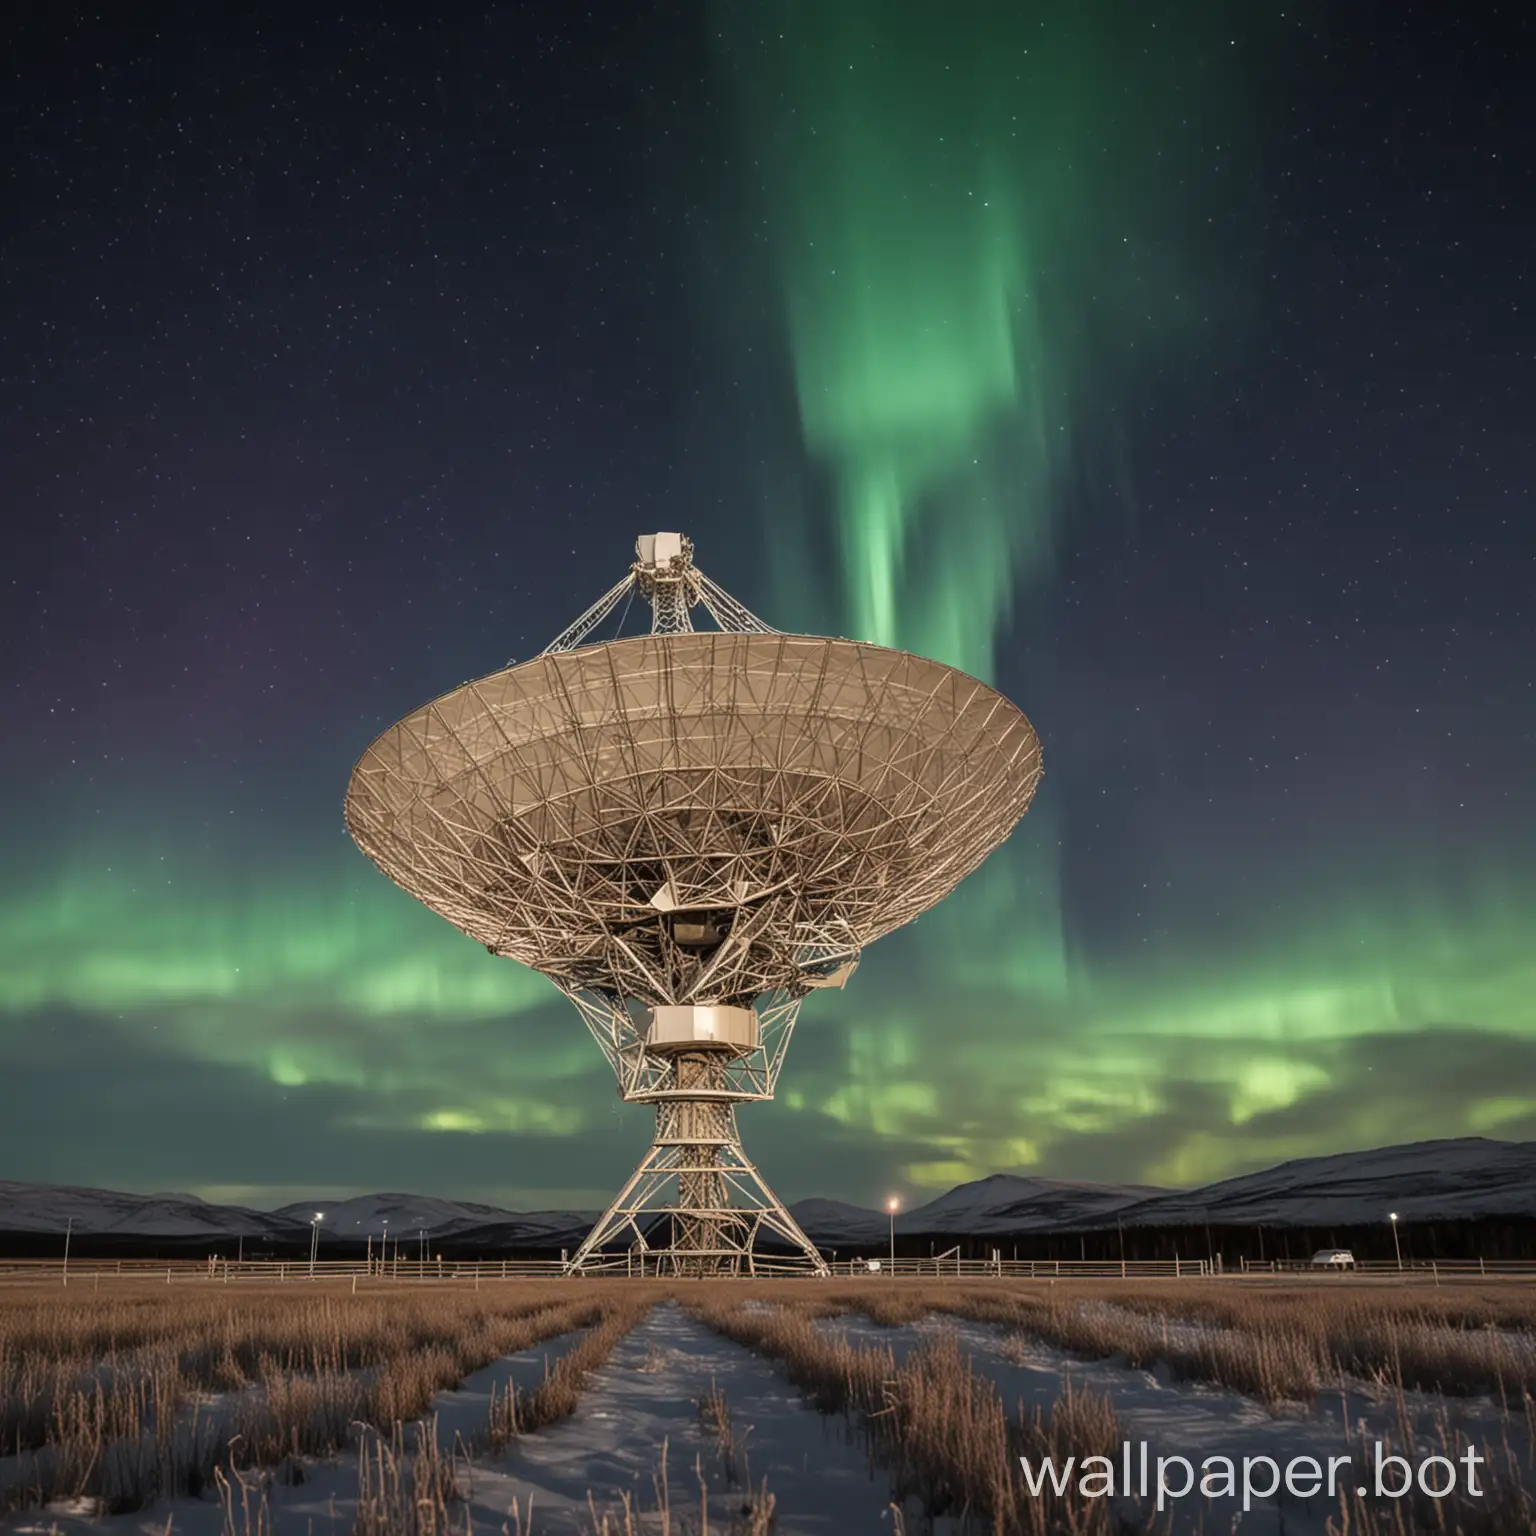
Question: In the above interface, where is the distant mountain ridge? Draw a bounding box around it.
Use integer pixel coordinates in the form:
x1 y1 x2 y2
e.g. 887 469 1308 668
791 1139 1536 1238
2 1137 1531 1248
790 1173 1168 1244
0 1183 296 1241
0 1182 597 1250
1101 1137 1536 1228
271 1192 598 1248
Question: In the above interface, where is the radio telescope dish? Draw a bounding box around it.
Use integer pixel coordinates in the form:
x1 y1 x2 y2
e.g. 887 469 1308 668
344 533 1042 1275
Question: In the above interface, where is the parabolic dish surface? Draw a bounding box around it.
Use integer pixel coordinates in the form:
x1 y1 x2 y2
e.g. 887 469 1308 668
345 632 1041 998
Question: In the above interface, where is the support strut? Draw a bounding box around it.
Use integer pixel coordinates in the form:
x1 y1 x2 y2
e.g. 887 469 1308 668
565 1049 827 1276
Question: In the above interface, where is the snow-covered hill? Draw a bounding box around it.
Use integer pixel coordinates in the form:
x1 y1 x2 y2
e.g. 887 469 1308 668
792 1173 1167 1242
788 1197 888 1245
0 1182 295 1240
0 1182 596 1249
911 1173 1168 1233
274 1193 599 1249
276 1192 522 1239
1108 1137 1536 1229
2 1138 1529 1248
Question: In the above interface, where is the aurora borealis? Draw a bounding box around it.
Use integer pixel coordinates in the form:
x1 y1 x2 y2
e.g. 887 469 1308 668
728 1 1072 679
2 2 1531 1211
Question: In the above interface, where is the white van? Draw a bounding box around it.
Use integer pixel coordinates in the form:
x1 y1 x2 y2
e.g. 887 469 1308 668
1309 1249 1356 1269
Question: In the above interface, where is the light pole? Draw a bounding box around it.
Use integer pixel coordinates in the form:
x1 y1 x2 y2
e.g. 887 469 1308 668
886 1197 899 1274
309 1212 324 1275
382 1218 389 1277
63 1215 74 1286
1389 1212 1402 1270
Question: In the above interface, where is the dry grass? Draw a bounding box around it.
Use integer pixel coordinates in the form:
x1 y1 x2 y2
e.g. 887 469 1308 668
352 1419 470 1536
211 1407 778 1536
696 1376 744 1487
5 1274 1534 1533
0 1281 641 1515
1084 1281 1536 1400
551 1438 779 1536
692 1294 1129 1535
483 1294 654 1447
785 1279 1536 1405
730 1281 1536 1534
213 1418 470 1536
1004 1285 1536 1403
0 1283 582 1453
1319 1410 1536 1535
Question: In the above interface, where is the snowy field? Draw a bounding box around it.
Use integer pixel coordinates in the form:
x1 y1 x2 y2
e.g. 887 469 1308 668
813 1308 1534 1536
1 1278 1532 1535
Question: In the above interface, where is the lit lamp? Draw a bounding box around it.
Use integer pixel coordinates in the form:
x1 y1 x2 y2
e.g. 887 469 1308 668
309 1212 325 1275
887 1196 899 1274
1389 1212 1402 1271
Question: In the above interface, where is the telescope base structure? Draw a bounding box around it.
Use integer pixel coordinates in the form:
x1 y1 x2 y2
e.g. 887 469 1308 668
565 1051 828 1277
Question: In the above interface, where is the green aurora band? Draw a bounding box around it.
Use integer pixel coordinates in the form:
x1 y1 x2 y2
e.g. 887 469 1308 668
4 839 1534 1199
719 0 1205 682
717 0 1133 1032
731 1 1066 682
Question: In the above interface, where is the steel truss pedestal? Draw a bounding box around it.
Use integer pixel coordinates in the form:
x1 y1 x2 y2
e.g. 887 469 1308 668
564 1042 828 1277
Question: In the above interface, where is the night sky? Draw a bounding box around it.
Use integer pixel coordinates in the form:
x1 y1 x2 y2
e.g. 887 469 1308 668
3 1 1532 1213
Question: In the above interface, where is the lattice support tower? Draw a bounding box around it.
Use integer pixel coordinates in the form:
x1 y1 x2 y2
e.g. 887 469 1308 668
555 983 823 1274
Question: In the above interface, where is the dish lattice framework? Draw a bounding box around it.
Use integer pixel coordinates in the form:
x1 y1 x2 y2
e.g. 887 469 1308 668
344 532 1043 1274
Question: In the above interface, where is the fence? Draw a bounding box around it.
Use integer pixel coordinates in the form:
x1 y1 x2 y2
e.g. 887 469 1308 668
1238 1256 1536 1277
0 1253 1532 1286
